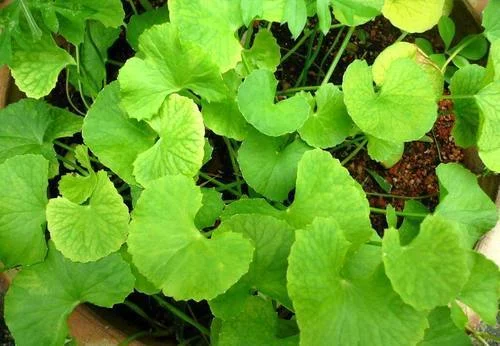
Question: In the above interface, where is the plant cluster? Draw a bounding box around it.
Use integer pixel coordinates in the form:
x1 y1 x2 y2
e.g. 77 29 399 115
0 0 499 345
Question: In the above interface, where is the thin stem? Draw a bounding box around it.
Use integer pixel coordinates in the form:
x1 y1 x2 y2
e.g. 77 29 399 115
431 129 443 162
107 59 124 67
153 295 210 337
280 29 313 63
56 154 88 176
366 192 437 200
317 26 346 83
465 326 490 346
370 207 427 218
322 26 356 85
118 330 172 346
277 85 323 95
341 139 367 166
223 138 242 195
198 172 241 197
330 23 345 29
75 45 92 110
366 240 382 247
123 301 166 329
294 28 317 87
138 0 153 11
395 31 408 43
215 180 244 193
267 21 273 31
296 32 325 87
441 35 480 73
54 140 75 152
126 0 139 15
244 23 254 49
65 68 86 116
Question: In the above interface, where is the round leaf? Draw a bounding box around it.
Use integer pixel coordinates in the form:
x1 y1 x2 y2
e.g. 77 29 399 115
332 0 383 27
382 0 445 33
128 175 254 301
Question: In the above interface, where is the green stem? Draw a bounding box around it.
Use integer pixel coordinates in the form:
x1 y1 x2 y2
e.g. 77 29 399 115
56 154 88 176
395 31 408 43
138 0 153 11
126 0 139 15
75 45 92 110
277 85 322 95
215 180 244 192
317 26 346 83
296 32 325 87
370 207 427 218
294 28 317 87
107 59 124 67
153 295 210 337
244 23 254 49
118 330 172 346
322 26 356 85
123 301 166 329
65 68 86 116
366 192 437 200
223 138 243 195
53 140 101 164
198 172 241 197
330 23 345 29
441 35 481 73
341 138 367 166
280 29 313 63
366 240 382 247
19 0 42 39
431 128 443 162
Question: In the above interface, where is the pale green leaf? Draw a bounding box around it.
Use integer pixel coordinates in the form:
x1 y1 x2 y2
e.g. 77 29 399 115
0 155 48 267
128 175 254 301
118 22 228 120
240 0 264 26
316 0 332 33
202 99 250 141
484 39 500 83
458 252 500 325
284 0 307 38
435 163 498 247
0 98 82 176
298 84 353 148
83 83 156 185
121 246 160 295
10 33 75 98
367 135 404 168
210 214 295 319
238 131 311 201
332 0 383 27
133 94 205 186
399 201 429 246
5 242 134 346
127 5 169 51
169 0 243 72
343 58 437 142
237 69 310 136
221 198 284 222
195 188 225 230
215 297 298 346
286 149 373 244
383 215 470 310
438 16 455 51
58 173 97 204
418 307 471 346
288 218 428 345
449 65 485 147
203 139 214 166
238 29 281 76
47 170 129 262
475 80 500 172
382 0 445 33
483 0 500 43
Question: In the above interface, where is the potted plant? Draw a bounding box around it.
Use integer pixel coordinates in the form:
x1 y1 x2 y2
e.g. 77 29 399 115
0 0 499 345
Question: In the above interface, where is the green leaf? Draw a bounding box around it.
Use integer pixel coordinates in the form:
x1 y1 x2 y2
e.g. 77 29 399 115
415 38 435 56
58 172 97 204
286 149 373 244
418 307 471 346
240 0 264 26
366 168 392 193
399 201 429 245
331 0 383 27
475 80 500 172
169 0 243 72
214 297 298 346
5 242 134 346
239 29 281 76
121 246 160 295
459 34 488 61
385 204 398 228
0 1 21 65
10 33 75 98
0 155 48 267
132 94 205 186
238 131 311 201
221 198 284 222
0 99 82 176
195 188 225 230
367 135 404 168
68 21 120 98
298 84 354 148
118 22 228 120
457 252 500 325
203 139 213 166
210 214 295 319
127 5 169 51
449 65 485 147
128 175 254 301
288 218 428 345
382 0 445 33
343 58 438 142
371 42 444 100
483 0 500 43
485 39 500 83
452 55 469 69
383 215 470 310
237 69 310 136
83 83 157 185
316 0 332 33
435 163 498 247
284 0 307 38
47 170 129 262
438 16 455 51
